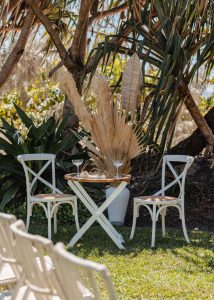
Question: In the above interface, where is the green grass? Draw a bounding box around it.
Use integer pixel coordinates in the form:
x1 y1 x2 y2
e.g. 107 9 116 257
30 224 214 300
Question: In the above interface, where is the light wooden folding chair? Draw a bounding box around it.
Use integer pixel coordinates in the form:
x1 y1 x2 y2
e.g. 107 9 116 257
53 242 117 300
10 220 64 300
0 213 24 300
17 153 79 240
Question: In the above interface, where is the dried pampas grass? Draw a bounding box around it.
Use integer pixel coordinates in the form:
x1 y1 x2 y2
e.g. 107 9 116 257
121 53 142 115
56 62 143 175
55 67 92 132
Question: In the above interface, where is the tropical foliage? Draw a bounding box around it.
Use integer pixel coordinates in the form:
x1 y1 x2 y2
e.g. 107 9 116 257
0 0 213 155
0 104 80 209
86 0 214 152
0 71 65 125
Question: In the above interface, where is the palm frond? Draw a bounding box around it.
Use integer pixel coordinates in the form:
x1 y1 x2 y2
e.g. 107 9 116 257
85 0 214 152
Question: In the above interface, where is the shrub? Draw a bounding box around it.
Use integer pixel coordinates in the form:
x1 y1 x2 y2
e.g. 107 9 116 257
0 103 83 210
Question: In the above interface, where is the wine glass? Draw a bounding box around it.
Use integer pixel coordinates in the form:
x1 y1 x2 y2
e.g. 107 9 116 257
72 159 83 177
113 160 123 179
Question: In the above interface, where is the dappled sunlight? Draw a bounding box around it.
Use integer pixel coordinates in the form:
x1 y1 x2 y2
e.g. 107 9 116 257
28 224 214 299
1 1 213 299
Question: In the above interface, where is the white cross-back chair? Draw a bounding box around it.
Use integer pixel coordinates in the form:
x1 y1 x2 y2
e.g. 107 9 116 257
10 219 64 300
0 213 18 287
17 154 79 240
53 242 117 300
0 213 20 289
0 213 30 300
130 155 194 247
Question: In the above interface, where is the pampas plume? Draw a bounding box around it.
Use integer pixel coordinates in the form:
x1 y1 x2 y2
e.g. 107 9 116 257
55 65 143 174
121 53 142 115
55 67 92 132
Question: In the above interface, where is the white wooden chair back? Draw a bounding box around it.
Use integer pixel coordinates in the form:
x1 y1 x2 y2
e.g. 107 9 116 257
0 213 20 279
10 220 63 298
53 242 116 300
155 155 194 200
17 154 62 199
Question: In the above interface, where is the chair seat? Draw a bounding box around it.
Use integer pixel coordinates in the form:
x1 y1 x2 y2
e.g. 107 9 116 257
32 193 76 202
0 263 16 285
135 195 178 204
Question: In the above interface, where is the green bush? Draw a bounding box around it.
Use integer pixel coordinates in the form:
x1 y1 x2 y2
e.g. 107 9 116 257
0 77 64 127
0 103 84 210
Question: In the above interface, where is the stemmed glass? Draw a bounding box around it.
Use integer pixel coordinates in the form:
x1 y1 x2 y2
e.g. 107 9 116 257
113 160 123 179
72 159 83 177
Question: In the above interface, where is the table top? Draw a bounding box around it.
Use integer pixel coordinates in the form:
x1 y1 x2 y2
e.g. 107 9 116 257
64 173 131 183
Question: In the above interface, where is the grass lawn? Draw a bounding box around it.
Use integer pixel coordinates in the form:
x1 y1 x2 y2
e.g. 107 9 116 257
30 224 214 300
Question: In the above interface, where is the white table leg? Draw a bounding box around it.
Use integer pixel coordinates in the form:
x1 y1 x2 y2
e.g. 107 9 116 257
72 181 127 241
68 213 125 249
67 180 127 249
68 180 126 244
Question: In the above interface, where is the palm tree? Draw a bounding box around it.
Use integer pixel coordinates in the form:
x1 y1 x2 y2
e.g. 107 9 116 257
0 0 129 129
0 0 213 153
85 0 214 153
0 0 128 88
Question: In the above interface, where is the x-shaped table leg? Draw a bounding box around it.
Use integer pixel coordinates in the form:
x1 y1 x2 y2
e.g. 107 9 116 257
67 180 127 249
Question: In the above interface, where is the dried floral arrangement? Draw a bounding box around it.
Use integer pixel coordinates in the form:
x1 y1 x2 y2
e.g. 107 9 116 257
56 54 143 174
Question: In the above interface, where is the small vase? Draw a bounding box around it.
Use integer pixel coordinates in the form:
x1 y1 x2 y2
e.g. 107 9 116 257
106 186 130 226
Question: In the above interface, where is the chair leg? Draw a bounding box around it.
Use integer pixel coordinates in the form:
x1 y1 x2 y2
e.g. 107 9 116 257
53 207 58 234
161 207 167 237
26 204 31 231
22 286 30 300
130 203 138 240
181 208 190 243
73 199 80 231
11 273 25 300
47 203 52 240
151 205 157 248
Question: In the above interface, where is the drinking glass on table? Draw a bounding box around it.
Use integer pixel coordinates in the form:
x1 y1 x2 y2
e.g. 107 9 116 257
113 160 123 179
72 159 83 177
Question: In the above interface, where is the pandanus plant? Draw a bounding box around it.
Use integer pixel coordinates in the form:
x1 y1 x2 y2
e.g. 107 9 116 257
56 54 143 174
1 0 213 155
85 0 214 153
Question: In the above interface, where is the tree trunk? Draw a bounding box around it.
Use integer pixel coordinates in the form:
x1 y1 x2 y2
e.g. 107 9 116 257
169 107 214 156
62 70 83 135
0 9 34 88
62 0 93 134
70 0 93 64
181 84 214 151
62 96 79 133
26 0 77 73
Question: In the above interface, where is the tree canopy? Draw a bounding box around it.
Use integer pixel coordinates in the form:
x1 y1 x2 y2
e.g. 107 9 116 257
0 0 213 153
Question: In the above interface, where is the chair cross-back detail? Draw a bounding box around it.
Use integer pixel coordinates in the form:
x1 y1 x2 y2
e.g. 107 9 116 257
17 154 79 240
53 242 117 300
130 155 194 247
10 219 65 300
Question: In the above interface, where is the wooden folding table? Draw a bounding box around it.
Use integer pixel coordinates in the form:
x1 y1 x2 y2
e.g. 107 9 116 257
64 173 130 249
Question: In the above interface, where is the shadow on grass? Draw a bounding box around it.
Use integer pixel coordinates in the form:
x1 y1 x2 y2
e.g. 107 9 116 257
29 222 214 256
28 222 214 299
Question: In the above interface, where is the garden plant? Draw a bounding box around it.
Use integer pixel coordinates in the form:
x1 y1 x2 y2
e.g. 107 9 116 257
0 1 213 299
